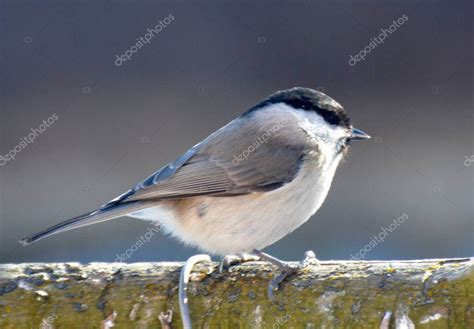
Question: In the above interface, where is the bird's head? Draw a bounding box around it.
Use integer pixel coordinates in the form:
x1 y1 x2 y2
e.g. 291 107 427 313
245 87 370 154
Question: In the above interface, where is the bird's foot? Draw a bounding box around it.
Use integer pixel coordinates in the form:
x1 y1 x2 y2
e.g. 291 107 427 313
219 253 260 273
253 249 320 302
267 262 299 302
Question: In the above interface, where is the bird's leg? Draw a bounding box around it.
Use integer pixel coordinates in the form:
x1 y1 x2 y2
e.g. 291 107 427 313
218 253 260 273
252 249 320 302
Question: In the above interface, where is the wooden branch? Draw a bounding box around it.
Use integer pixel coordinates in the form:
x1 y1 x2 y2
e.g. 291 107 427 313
0 258 472 328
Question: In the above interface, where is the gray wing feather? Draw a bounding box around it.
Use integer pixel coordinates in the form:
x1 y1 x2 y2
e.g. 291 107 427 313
19 201 155 245
122 117 306 202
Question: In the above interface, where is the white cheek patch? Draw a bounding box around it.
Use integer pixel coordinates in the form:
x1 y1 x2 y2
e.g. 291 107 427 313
256 102 348 145
292 109 348 168
295 110 347 143
252 102 348 167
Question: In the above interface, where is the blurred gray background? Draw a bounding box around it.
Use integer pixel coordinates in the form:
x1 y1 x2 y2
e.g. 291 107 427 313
1 0 472 263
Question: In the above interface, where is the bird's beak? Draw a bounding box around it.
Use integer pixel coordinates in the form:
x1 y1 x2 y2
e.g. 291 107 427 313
351 127 371 141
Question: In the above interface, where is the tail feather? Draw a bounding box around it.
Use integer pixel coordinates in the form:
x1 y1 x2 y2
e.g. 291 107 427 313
19 201 153 246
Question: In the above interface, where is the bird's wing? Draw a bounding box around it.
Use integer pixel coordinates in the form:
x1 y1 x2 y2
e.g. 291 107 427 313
19 114 308 245
109 117 306 204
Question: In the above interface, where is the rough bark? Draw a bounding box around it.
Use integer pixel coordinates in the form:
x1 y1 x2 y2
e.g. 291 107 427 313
0 258 472 328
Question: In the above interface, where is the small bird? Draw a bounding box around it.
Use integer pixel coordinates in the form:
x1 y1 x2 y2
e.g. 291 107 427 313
20 87 369 297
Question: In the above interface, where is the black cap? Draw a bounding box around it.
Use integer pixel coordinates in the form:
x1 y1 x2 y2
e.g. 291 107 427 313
243 87 350 127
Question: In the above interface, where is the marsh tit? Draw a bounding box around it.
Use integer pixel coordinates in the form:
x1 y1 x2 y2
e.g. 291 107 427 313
20 87 370 296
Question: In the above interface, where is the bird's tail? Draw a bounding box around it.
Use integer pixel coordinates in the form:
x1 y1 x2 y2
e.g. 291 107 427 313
19 201 153 246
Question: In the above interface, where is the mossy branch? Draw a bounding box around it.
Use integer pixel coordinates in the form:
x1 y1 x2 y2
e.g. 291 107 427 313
0 258 472 328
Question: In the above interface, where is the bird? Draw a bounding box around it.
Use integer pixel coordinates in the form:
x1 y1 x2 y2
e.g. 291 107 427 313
20 87 370 298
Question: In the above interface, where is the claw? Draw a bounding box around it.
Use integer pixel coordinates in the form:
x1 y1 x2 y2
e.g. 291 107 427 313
268 264 298 302
218 255 239 273
218 257 228 274
219 253 260 273
253 249 320 303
